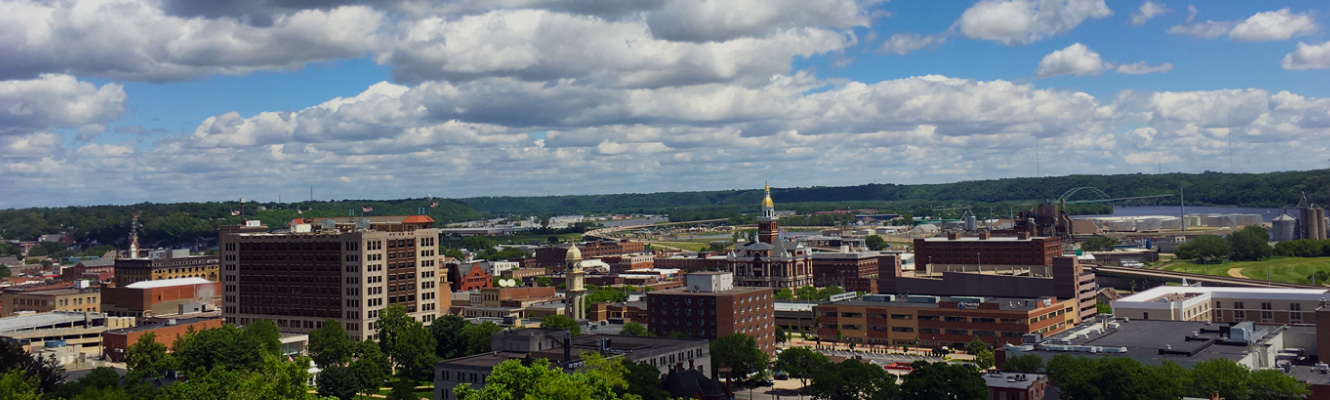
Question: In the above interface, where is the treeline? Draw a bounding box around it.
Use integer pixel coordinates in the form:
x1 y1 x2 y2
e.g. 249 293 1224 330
459 169 1329 217
0 198 481 249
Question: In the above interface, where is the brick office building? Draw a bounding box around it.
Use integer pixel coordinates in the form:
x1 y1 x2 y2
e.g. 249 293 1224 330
811 252 901 293
219 216 445 341
101 277 221 318
447 263 492 292
815 294 1079 348
646 272 777 354
879 256 1097 324
913 232 1063 268
102 317 225 362
535 240 646 271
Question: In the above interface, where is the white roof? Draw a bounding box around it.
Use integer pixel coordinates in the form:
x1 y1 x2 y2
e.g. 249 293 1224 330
123 277 212 289
1117 285 1328 304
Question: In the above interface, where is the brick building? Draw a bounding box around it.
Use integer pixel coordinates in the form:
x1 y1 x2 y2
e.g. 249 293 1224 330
984 372 1050 400
1 284 101 317
102 317 225 362
653 254 728 272
219 216 445 341
880 256 1097 324
1113 286 1329 324
646 272 777 354
448 263 492 292
815 294 1079 348
60 258 115 282
113 249 220 287
100 277 221 318
534 240 646 270
811 252 901 293
913 232 1063 268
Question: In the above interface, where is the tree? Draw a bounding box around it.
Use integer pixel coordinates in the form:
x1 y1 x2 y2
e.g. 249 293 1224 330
241 319 282 357
1249 368 1310 400
1000 353 1043 373
541 314 582 337
1230 225 1273 261
1176 235 1231 263
386 378 417 400
775 347 828 394
431 315 471 360
623 360 670 400
375 304 414 366
0 265 10 279
1080 235 1118 252
775 288 794 300
897 361 987 400
308 318 355 368
535 276 554 287
125 332 174 380
1096 301 1112 314
0 337 64 393
443 249 466 260
351 340 390 397
0 369 40 400
775 326 788 343
454 358 635 400
463 321 502 355
620 322 651 337
965 337 994 370
865 235 888 251
1190 358 1251 400
53 366 123 399
316 366 360 400
710 334 767 382
174 324 264 372
808 359 898 400
795 285 820 300
548 235 560 244
158 355 322 400
460 236 497 252
817 286 845 301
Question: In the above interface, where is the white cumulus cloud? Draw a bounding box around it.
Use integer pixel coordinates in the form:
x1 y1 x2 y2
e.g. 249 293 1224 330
879 33 947 55
1116 62 1174 75
957 0 1112 45
0 74 127 135
1130 1 1171 26
1283 41 1330 70
1168 7 1316 42
1036 43 1111 78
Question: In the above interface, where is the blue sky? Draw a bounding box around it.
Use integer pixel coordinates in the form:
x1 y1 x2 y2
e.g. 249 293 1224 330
2 0 1329 208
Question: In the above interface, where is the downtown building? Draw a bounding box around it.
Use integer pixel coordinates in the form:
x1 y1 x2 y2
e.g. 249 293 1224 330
646 272 777 354
728 186 813 289
219 216 447 341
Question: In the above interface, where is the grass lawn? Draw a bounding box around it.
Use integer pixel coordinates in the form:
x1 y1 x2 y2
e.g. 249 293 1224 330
650 241 711 252
1162 257 1330 285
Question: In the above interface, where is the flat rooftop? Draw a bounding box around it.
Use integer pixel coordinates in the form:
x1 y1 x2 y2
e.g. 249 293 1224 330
982 371 1046 389
123 277 212 289
833 296 1061 311
0 311 104 333
105 316 221 335
921 236 1050 242
1036 319 1312 365
1117 286 1328 303
650 286 772 297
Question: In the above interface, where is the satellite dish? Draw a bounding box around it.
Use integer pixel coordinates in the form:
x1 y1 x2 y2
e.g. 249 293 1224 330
500 279 517 287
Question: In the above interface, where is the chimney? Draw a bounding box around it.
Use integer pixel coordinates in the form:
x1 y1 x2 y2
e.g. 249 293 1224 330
978 232 991 240
1017 232 1030 240
563 337 571 366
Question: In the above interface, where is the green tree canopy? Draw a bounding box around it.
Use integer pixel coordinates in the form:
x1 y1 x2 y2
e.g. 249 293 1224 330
897 361 987 400
775 288 794 300
809 359 898 400
454 358 635 400
1080 235 1119 252
431 314 471 360
174 324 265 372
1229 225 1273 261
1249 368 1310 400
308 318 355 368
1176 235 1232 263
351 340 390 396
536 276 554 287
0 337 64 394
315 365 359 400
1190 358 1251 400
0 369 41 400
775 346 829 394
865 235 888 251
464 321 502 355
1000 353 1043 373
710 334 767 382
241 319 282 357
125 332 175 380
623 360 670 400
965 337 994 370
541 314 582 337
620 322 651 337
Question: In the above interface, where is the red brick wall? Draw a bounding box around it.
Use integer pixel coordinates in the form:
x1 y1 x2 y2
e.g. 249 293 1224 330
102 318 225 362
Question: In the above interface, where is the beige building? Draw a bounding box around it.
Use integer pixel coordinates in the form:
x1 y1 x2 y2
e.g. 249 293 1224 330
2 286 102 317
219 216 444 341
113 249 220 287
1113 286 1328 324
0 311 136 355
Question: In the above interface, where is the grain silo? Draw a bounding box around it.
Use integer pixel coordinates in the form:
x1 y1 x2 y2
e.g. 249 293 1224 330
1272 212 1297 242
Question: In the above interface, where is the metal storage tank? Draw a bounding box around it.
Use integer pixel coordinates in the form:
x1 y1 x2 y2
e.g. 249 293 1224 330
964 215 977 231
1272 212 1296 242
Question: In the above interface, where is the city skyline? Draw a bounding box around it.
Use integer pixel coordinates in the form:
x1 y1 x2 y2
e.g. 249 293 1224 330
3 0 1330 209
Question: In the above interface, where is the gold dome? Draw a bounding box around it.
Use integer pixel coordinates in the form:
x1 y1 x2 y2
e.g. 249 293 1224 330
761 185 774 208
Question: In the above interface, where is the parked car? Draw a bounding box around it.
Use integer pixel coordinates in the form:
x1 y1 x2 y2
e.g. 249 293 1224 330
774 371 789 380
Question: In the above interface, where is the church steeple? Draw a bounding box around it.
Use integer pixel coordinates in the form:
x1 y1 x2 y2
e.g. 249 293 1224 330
758 184 779 243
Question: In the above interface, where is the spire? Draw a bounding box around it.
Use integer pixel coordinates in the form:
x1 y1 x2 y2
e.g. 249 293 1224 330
761 184 774 209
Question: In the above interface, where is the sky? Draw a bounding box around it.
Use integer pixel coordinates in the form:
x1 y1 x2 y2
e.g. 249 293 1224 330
2 0 1330 208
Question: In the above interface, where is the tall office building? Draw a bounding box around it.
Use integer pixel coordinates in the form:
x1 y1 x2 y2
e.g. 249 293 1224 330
219 216 445 341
